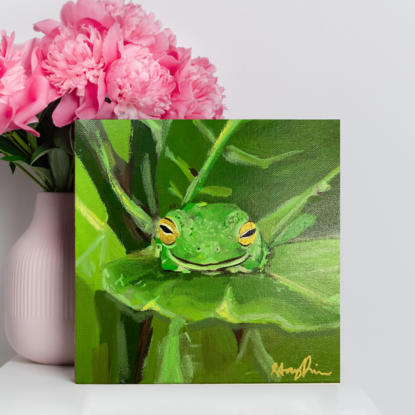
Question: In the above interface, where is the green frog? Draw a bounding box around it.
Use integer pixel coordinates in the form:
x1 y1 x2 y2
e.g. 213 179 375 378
156 202 269 273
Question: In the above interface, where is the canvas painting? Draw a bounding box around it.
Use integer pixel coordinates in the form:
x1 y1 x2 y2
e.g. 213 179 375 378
75 119 340 384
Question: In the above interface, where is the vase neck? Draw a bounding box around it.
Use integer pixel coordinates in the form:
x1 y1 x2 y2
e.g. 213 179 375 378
31 193 74 229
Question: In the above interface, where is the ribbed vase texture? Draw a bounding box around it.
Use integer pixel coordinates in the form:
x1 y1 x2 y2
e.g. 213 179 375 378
5 193 75 365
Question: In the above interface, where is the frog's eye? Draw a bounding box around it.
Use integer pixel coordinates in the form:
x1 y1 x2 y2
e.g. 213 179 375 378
158 218 179 245
238 222 257 247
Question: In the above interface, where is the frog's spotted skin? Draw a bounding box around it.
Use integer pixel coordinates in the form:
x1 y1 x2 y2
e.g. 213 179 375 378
156 203 269 273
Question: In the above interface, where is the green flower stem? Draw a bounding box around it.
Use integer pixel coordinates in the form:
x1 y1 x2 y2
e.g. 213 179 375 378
4 134 29 158
16 163 47 190
11 131 33 156
1 148 47 190
157 317 185 384
181 120 243 206
88 130 154 235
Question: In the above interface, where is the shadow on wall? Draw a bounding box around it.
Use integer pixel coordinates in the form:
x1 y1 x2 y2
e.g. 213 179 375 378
0 162 39 367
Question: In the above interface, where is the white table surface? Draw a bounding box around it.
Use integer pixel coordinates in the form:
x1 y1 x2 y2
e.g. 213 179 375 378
0 355 382 415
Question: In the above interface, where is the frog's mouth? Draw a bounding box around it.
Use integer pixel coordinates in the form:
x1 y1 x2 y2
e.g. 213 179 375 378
167 250 250 271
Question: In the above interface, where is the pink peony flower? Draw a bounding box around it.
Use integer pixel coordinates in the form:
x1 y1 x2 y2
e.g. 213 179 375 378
0 31 50 136
32 0 226 124
106 44 175 119
161 46 226 120
34 0 121 126
102 0 169 59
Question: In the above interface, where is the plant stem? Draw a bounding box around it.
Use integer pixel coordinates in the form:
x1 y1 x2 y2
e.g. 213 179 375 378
4 134 29 157
67 155 74 191
87 127 155 235
15 164 47 190
27 132 38 151
181 120 243 206
12 132 33 156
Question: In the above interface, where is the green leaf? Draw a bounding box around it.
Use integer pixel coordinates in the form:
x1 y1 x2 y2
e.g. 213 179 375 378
31 166 55 188
54 125 74 155
0 154 30 163
199 186 232 197
48 148 70 191
0 136 25 157
103 240 340 333
1 154 53 189
77 121 155 236
27 132 38 152
271 213 316 247
224 146 302 169
266 239 340 310
165 146 195 182
140 120 172 157
31 142 53 165
168 181 183 200
9 162 16 174
194 120 301 169
257 166 340 245
181 120 244 206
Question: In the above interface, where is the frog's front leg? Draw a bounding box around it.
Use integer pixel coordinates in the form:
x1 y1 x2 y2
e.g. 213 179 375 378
157 317 186 383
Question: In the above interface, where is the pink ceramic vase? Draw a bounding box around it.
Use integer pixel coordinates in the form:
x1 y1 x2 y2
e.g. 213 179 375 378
5 193 75 365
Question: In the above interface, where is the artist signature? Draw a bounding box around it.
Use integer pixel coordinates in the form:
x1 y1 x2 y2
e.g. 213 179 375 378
270 355 332 381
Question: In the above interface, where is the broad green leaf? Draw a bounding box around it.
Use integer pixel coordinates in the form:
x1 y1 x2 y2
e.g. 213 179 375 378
54 125 74 156
271 213 316 247
258 166 340 245
103 240 340 333
199 186 232 197
9 162 16 174
31 166 55 188
0 154 30 163
31 141 53 165
266 239 340 308
48 148 70 191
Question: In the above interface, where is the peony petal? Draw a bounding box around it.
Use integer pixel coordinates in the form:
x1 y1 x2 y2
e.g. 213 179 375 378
96 72 106 108
52 91 79 127
164 80 193 119
20 38 41 73
75 82 99 120
12 76 50 127
60 1 79 26
33 19 61 36
102 23 121 67
147 32 169 59
94 100 116 120
76 0 106 23
0 102 14 135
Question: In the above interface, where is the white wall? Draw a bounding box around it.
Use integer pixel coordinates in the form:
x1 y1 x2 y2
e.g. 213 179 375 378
1 1 414 414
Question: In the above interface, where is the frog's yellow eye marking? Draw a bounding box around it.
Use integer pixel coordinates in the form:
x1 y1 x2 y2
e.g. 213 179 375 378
158 218 179 245
238 222 257 247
